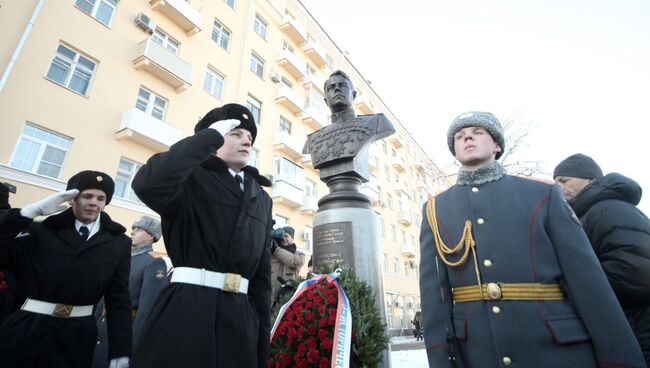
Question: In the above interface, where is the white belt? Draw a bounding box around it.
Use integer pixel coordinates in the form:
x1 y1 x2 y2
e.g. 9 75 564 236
21 298 93 318
171 267 249 294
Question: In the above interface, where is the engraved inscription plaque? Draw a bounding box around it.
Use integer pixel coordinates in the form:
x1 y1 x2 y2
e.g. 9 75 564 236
313 222 353 270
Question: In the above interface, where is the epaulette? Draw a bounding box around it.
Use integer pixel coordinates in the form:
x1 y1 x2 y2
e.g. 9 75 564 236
515 176 554 185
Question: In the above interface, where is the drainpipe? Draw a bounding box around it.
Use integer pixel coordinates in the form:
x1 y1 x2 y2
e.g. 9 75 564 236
0 0 45 94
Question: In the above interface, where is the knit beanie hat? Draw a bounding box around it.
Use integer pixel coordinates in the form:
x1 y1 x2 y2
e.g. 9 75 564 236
447 111 505 160
66 170 115 204
553 153 603 180
194 103 257 143
132 216 162 242
282 226 296 238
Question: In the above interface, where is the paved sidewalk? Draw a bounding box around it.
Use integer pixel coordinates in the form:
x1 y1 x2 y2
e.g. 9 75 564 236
390 336 425 351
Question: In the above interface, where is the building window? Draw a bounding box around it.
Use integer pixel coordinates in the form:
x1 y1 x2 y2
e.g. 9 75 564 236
278 116 292 134
151 28 179 54
387 193 393 209
382 141 388 154
135 87 167 120
325 55 333 70
282 41 294 53
392 257 399 273
274 214 289 228
250 52 264 78
390 224 397 242
380 218 385 237
245 95 262 124
305 178 317 198
254 15 268 39
224 0 235 8
382 253 388 270
211 20 231 50
10 124 71 179
404 261 409 276
115 158 142 203
248 148 258 167
304 226 313 251
274 157 303 188
306 63 315 77
46 44 96 96
75 0 117 26
203 67 225 99
383 164 390 181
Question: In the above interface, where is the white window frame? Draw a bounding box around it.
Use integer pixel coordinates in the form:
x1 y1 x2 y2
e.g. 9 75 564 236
75 0 117 26
254 15 268 39
278 116 292 134
224 0 235 9
151 28 180 55
45 44 96 97
211 19 231 50
10 124 72 179
304 226 313 251
246 95 262 125
203 67 225 99
250 52 265 78
248 148 258 167
305 178 317 198
135 87 167 120
274 214 289 228
115 158 143 203
273 157 303 188
390 224 397 242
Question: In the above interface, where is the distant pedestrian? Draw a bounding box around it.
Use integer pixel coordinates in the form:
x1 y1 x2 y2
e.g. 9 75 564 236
271 226 305 302
555 153 650 365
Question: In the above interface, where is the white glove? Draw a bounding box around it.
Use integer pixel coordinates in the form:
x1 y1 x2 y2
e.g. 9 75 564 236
209 119 240 137
20 189 79 219
109 357 129 368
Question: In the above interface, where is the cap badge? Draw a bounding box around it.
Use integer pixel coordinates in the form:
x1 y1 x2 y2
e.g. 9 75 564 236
242 113 249 119
96 176 103 182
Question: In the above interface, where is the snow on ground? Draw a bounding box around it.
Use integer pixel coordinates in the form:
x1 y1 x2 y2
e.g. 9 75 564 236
390 349 428 368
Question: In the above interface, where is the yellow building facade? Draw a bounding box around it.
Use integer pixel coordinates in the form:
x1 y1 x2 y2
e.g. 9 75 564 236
0 0 451 334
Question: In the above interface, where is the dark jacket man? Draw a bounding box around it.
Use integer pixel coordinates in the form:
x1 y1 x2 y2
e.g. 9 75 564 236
271 226 306 300
0 182 16 325
131 104 273 368
419 112 645 367
93 216 167 368
555 153 650 365
0 171 132 368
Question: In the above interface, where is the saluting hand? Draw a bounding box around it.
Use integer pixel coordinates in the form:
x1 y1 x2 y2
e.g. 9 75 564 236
209 119 240 137
20 189 79 219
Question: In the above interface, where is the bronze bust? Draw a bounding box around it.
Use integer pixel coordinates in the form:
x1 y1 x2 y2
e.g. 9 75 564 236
303 70 395 182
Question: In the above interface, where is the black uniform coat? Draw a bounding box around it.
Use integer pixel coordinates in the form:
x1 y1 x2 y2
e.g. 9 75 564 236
419 174 645 368
570 173 650 364
131 128 273 368
92 244 168 368
0 208 132 368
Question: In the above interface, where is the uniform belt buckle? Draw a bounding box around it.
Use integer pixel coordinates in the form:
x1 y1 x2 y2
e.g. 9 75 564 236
52 303 73 318
223 273 241 293
486 283 502 300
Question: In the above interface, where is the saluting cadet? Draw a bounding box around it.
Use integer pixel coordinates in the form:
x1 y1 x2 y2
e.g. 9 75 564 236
0 171 131 368
418 112 645 367
131 103 273 368
93 215 167 368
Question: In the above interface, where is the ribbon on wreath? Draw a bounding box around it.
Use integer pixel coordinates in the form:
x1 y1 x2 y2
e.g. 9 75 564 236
270 269 353 368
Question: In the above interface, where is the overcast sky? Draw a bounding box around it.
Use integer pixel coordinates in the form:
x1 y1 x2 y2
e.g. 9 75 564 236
301 0 650 213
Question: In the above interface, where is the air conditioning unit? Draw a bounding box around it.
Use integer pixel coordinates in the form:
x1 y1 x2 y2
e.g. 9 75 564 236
301 231 310 240
270 71 281 83
135 13 156 35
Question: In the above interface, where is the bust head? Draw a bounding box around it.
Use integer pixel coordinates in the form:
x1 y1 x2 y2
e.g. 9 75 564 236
323 70 357 114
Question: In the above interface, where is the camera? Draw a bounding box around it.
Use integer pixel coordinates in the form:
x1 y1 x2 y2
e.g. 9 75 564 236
271 228 285 240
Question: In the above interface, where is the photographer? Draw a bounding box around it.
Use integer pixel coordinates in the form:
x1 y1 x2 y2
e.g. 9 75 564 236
270 226 305 303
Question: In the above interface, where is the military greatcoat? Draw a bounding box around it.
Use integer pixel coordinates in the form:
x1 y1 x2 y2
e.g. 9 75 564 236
131 129 273 368
419 171 646 368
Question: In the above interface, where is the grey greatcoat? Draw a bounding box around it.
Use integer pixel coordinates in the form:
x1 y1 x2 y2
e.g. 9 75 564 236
0 208 132 368
419 172 646 368
131 129 273 368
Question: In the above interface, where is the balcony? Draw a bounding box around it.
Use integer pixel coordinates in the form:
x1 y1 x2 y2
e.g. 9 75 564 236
273 130 304 160
368 155 378 173
302 40 326 67
275 85 303 115
302 154 313 168
277 50 305 80
388 134 403 149
360 182 380 205
302 106 328 130
279 16 307 45
149 0 201 36
400 243 416 257
397 211 413 226
302 74 324 94
133 38 192 92
354 95 373 114
271 180 303 208
413 159 426 172
115 108 182 151
391 156 406 173
302 195 318 215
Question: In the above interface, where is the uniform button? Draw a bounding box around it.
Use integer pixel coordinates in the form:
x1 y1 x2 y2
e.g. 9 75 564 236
477 218 485 224
471 187 479 192
96 341 101 345
483 259 493 267
502 356 512 365
492 306 501 314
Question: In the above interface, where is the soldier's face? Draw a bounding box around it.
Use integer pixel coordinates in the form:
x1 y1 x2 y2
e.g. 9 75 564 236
453 126 502 170
216 128 252 171
324 75 356 113
554 176 593 201
130 227 154 247
70 189 106 224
